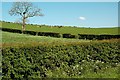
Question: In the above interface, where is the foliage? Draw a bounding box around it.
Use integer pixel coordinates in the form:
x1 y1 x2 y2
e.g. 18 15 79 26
2 41 120 79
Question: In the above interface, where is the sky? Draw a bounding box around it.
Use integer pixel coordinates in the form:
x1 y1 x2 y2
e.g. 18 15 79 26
1 1 119 28
1 0 120 2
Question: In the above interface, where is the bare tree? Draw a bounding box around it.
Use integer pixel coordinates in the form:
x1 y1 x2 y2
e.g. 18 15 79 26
9 2 43 33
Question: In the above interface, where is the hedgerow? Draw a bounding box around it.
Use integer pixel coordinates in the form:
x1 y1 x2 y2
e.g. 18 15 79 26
2 41 120 79
1 27 120 40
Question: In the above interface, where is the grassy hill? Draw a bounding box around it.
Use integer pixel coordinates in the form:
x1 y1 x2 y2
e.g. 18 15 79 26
1 21 119 35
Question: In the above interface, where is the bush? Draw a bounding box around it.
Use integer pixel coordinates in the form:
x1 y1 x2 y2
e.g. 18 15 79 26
78 34 120 40
1 28 22 34
63 34 76 38
38 32 61 38
1 28 61 38
23 30 37 35
2 41 120 79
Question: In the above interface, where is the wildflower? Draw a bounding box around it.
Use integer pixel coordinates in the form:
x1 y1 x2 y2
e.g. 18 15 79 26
81 67 83 69
78 72 81 75
96 60 100 63
82 60 85 62
101 61 104 63
87 55 90 57
91 60 94 62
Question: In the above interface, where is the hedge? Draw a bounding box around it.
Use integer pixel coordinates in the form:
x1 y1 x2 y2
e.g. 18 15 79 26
1 28 61 38
1 28 22 34
1 27 120 40
63 34 76 38
38 32 61 38
2 41 120 79
78 34 120 40
23 30 36 35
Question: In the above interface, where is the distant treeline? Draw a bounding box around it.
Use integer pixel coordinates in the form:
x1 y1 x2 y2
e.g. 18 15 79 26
1 21 74 28
1 27 120 40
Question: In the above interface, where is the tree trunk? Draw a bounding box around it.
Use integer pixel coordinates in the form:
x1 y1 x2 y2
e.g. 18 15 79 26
22 16 26 34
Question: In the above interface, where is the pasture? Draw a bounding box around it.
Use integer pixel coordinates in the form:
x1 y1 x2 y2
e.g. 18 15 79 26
1 21 119 35
2 31 91 47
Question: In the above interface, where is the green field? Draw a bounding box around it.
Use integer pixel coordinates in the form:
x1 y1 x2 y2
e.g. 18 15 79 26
2 31 91 47
1 21 119 35
2 31 119 47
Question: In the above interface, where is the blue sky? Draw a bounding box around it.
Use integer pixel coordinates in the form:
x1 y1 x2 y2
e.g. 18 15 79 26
1 2 118 28
1 0 120 2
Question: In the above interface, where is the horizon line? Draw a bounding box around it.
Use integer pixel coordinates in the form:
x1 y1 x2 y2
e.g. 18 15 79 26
1 20 119 28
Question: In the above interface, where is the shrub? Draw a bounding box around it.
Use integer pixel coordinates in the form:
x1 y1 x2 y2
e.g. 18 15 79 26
1 28 22 34
63 34 76 38
23 30 36 35
2 41 120 79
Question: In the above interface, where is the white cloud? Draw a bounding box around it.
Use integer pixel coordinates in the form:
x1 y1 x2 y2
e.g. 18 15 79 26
79 16 86 20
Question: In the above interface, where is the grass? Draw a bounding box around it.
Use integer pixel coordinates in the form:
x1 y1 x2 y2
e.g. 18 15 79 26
1 21 119 35
1 31 119 48
1 31 91 47
50 66 120 78
80 67 120 78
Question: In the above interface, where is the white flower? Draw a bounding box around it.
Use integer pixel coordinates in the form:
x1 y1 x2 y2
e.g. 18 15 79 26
101 62 104 63
81 67 83 69
87 55 90 57
96 60 100 63
78 72 81 74
82 60 85 62
76 65 79 68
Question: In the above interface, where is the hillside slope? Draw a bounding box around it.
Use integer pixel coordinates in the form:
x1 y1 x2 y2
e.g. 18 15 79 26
1 21 119 35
